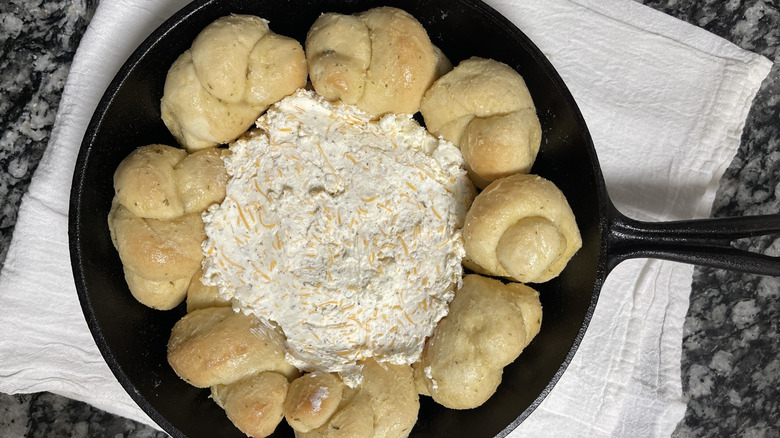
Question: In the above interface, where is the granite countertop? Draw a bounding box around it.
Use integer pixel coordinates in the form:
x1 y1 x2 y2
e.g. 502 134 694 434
1 0 778 437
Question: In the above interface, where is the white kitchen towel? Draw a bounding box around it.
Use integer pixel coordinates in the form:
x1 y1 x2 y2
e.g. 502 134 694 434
0 0 772 436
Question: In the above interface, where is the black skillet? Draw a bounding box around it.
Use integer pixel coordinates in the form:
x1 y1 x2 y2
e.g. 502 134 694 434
68 0 780 437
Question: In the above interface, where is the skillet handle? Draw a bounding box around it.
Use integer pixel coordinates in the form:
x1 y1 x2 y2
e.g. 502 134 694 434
606 206 780 276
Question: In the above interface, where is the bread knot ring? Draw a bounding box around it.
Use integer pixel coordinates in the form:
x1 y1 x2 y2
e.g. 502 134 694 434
161 14 307 151
305 7 446 115
463 173 581 283
420 57 542 188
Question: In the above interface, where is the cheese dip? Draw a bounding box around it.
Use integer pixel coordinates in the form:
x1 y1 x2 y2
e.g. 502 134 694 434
202 89 473 385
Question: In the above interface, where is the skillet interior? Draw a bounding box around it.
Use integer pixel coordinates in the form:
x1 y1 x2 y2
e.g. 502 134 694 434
69 0 609 436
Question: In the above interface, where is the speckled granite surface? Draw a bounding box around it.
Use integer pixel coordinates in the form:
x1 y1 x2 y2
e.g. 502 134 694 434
0 0 95 266
1 0 778 437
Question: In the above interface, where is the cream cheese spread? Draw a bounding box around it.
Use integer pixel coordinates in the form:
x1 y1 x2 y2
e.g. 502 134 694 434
202 89 473 386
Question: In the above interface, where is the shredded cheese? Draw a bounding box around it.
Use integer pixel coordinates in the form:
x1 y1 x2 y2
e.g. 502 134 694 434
202 89 473 386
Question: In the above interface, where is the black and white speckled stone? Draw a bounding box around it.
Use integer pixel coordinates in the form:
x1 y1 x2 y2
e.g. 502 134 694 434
0 392 166 437
0 0 97 266
0 0 778 437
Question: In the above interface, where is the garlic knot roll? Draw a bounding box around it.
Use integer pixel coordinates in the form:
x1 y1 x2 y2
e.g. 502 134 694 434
305 6 447 116
463 173 581 283
161 14 307 151
420 57 542 189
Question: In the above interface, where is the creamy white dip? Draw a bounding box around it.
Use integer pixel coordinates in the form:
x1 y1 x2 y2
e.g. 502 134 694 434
202 89 473 385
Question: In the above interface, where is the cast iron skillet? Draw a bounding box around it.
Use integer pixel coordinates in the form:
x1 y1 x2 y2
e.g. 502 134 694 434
69 0 780 437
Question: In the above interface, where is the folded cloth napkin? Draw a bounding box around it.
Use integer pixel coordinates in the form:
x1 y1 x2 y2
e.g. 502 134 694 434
0 0 771 435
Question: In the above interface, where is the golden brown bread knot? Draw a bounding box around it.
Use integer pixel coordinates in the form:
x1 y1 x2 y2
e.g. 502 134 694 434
463 173 582 283
109 144 229 309
161 14 307 151
113 144 229 220
305 7 448 116
167 307 299 388
287 360 419 438
420 57 542 188
413 274 542 409
211 372 289 438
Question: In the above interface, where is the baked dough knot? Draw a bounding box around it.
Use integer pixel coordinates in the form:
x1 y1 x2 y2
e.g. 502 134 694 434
108 144 229 309
463 173 582 284
420 57 542 189
413 274 542 409
168 307 299 388
305 6 450 116
168 306 301 437
211 372 289 438
284 360 419 438
161 14 307 152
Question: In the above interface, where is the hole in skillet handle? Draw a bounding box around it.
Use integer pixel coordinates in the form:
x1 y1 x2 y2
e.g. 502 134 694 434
605 202 780 277
68 0 613 437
